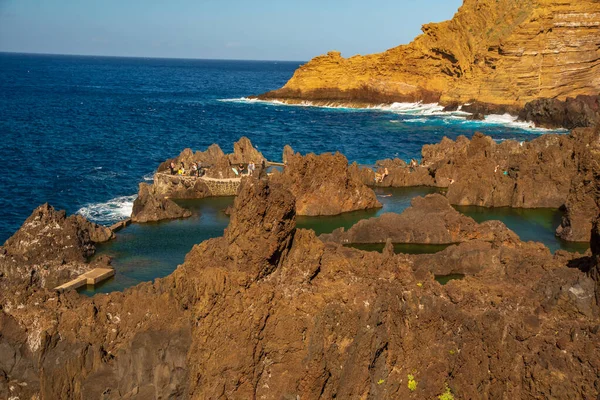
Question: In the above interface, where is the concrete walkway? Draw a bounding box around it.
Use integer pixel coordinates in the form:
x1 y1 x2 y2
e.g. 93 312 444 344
54 268 115 292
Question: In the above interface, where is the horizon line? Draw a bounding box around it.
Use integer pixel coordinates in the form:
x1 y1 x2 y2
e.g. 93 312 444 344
0 50 307 64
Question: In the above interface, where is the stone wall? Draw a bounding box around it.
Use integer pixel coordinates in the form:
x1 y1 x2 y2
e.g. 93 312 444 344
154 173 241 198
202 178 241 196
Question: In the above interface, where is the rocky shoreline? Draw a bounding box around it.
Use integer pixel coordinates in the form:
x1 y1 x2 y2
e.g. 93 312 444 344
1 170 599 398
0 123 599 398
133 128 599 243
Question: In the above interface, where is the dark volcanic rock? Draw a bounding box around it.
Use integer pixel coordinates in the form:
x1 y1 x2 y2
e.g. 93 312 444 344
465 112 485 121
271 146 381 216
1 174 600 399
0 204 113 289
321 194 517 245
131 183 192 223
461 101 520 117
519 95 600 129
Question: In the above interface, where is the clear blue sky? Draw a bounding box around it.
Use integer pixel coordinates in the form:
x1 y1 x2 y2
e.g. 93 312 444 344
0 0 463 61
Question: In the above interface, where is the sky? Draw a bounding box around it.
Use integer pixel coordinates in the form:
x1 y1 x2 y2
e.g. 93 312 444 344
0 0 463 61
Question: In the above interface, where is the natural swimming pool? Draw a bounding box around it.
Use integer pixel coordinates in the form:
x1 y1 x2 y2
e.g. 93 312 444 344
83 187 590 295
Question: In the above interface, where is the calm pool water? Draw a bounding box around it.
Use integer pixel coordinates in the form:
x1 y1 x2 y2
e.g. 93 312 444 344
82 187 589 295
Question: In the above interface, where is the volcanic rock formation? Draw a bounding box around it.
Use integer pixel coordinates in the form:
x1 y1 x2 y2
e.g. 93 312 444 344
0 204 113 289
1 178 600 399
257 0 600 115
320 194 517 245
157 137 266 181
131 183 193 223
352 127 600 242
271 145 382 215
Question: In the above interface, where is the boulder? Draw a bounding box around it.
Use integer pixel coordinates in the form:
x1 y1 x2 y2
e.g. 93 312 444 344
0 204 113 289
131 183 192 223
519 95 600 129
320 194 517 245
272 146 381 215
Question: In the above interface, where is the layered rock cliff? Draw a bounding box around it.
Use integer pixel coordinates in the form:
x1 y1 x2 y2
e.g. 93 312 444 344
258 0 600 109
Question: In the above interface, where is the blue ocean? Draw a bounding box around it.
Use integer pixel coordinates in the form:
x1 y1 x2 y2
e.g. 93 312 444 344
1 53 583 292
0 53 555 241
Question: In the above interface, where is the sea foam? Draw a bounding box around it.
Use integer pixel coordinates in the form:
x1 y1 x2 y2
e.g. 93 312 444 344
77 195 137 224
220 98 565 132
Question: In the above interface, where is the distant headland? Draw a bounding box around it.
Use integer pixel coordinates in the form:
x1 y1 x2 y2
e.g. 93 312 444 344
255 0 600 128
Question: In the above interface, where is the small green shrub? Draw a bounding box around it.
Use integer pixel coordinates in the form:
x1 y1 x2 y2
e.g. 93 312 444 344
438 384 454 400
377 379 385 385
407 374 417 391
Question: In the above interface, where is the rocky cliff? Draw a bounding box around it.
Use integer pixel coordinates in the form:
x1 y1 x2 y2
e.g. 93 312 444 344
258 0 600 110
1 178 599 399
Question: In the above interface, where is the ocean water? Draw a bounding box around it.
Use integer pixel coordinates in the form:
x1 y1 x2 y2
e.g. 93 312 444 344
0 53 561 243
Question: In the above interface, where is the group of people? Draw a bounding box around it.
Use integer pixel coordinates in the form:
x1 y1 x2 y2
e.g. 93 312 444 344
232 160 257 176
169 161 205 177
168 159 263 178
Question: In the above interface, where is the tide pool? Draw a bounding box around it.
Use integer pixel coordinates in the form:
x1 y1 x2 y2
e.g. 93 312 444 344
82 187 588 295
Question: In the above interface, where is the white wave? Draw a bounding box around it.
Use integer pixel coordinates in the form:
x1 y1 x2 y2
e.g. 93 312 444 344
143 172 154 181
463 113 566 132
220 98 562 132
77 195 137 224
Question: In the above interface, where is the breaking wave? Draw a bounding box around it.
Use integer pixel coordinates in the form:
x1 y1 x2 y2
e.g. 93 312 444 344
77 195 137 224
220 98 560 132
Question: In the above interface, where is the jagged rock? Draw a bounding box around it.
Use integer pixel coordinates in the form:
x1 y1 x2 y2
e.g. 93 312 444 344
320 194 518 245
353 129 600 241
0 204 113 289
519 95 600 129
228 136 266 165
272 146 381 215
256 0 600 118
3 171 600 399
157 137 265 180
152 173 212 199
1 171 600 399
131 183 192 223
556 126 600 241
461 101 520 117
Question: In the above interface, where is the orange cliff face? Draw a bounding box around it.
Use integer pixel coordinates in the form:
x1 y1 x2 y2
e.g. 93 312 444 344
257 0 600 107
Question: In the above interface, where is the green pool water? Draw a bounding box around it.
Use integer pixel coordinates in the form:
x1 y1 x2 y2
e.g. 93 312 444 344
346 243 453 255
83 187 589 295
435 274 465 285
453 206 590 254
